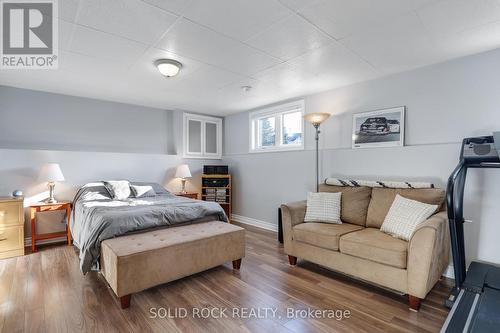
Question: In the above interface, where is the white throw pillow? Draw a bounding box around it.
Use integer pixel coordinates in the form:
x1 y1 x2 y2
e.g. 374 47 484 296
304 192 342 224
130 185 155 198
380 194 438 241
104 180 131 200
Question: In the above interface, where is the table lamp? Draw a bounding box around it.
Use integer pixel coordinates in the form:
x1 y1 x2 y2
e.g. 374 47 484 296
38 163 65 203
175 164 192 194
304 113 331 192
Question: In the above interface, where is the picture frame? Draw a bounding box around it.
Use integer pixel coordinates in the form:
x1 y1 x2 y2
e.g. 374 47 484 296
352 106 405 149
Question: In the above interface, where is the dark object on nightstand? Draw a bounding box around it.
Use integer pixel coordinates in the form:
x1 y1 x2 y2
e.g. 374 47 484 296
203 165 228 175
30 201 72 252
175 192 198 200
278 207 283 243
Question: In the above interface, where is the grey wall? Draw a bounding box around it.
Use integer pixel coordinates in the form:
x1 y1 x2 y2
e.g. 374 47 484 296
0 86 175 154
223 47 500 267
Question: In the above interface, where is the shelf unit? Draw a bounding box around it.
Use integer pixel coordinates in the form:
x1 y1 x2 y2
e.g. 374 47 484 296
201 174 231 221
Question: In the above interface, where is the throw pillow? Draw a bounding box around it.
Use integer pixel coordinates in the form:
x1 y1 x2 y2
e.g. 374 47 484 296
380 194 438 241
130 185 156 198
304 192 342 224
104 180 131 200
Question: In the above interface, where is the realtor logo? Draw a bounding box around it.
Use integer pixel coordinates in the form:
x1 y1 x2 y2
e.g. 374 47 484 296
1 0 58 69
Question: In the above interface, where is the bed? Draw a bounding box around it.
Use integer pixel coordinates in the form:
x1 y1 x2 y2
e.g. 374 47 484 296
71 182 228 274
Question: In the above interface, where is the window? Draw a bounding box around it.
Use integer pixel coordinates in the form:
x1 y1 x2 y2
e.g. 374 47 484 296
183 113 222 159
249 100 304 152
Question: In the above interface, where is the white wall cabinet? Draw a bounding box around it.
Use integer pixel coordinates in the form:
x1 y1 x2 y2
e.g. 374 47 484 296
183 113 222 159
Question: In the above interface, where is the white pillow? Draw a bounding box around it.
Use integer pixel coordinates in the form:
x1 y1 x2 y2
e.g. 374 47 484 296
104 180 131 200
304 192 342 224
380 194 438 241
130 185 155 198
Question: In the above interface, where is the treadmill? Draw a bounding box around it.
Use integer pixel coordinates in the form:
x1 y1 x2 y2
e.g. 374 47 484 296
441 134 500 333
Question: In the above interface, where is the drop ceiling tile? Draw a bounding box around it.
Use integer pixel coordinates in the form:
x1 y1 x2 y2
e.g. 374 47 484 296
141 0 196 15
417 0 500 37
298 0 439 39
58 0 81 22
341 12 441 74
156 19 282 76
180 65 250 90
431 20 500 59
183 0 293 41
58 50 129 77
67 24 149 65
278 0 321 12
286 42 378 84
75 0 179 45
246 15 334 61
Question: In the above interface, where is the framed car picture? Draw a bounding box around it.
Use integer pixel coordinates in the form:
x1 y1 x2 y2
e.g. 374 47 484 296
352 106 405 149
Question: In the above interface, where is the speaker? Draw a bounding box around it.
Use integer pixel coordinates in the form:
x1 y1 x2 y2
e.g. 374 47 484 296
203 165 228 175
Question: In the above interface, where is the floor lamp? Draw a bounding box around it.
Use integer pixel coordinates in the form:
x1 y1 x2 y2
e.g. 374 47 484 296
304 113 331 192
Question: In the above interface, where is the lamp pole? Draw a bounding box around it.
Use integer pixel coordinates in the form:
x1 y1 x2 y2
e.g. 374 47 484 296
314 123 320 192
304 112 331 193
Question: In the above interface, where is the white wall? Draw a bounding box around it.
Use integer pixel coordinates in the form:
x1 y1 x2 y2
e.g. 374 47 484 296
223 47 500 267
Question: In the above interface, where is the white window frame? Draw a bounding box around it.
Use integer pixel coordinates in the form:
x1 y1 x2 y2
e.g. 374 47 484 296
249 100 305 153
183 113 222 159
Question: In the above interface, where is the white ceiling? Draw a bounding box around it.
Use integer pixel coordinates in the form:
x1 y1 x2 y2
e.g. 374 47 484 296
2 0 500 115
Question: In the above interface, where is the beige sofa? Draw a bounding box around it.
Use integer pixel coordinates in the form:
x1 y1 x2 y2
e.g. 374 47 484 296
281 184 450 311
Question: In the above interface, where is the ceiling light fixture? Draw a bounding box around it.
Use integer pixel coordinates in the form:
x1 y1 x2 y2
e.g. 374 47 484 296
155 59 182 77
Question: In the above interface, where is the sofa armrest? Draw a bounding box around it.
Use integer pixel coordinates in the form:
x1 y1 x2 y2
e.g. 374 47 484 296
280 200 306 251
407 211 450 299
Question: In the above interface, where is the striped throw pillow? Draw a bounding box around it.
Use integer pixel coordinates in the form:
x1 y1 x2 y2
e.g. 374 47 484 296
304 192 342 224
380 194 438 241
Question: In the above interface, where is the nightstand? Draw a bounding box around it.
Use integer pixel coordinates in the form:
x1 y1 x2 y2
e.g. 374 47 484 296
175 192 198 200
30 201 72 252
0 197 25 259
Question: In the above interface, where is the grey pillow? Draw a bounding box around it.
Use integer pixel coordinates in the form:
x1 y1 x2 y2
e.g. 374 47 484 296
103 180 131 200
130 185 156 198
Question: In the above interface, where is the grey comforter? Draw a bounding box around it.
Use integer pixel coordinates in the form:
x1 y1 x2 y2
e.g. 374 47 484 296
71 182 228 274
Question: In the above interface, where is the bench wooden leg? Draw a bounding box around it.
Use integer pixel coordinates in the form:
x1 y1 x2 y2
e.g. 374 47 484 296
232 259 242 270
288 255 297 266
408 295 422 312
120 295 131 309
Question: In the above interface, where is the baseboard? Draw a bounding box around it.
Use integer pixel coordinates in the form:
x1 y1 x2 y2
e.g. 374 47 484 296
24 237 67 247
443 265 454 279
231 214 278 233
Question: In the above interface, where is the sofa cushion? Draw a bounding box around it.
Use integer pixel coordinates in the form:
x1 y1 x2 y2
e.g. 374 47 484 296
366 188 445 228
318 184 372 226
293 222 363 251
339 228 408 268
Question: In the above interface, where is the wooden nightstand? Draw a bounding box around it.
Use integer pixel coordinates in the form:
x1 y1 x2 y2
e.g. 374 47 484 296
175 192 198 200
30 201 72 252
0 197 25 259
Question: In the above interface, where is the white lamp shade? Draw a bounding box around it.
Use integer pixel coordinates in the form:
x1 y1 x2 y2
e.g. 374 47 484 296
175 164 192 178
38 163 65 182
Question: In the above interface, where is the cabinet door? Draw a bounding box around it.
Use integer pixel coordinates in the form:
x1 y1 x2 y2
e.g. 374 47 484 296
186 118 203 156
183 113 222 159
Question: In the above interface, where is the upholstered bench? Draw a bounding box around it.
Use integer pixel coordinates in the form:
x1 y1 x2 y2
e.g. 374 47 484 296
100 221 245 309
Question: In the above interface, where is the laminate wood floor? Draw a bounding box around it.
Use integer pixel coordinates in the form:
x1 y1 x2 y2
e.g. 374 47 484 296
0 224 451 333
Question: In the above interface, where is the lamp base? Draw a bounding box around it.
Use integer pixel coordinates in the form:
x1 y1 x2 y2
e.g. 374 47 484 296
46 182 57 203
180 179 187 194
